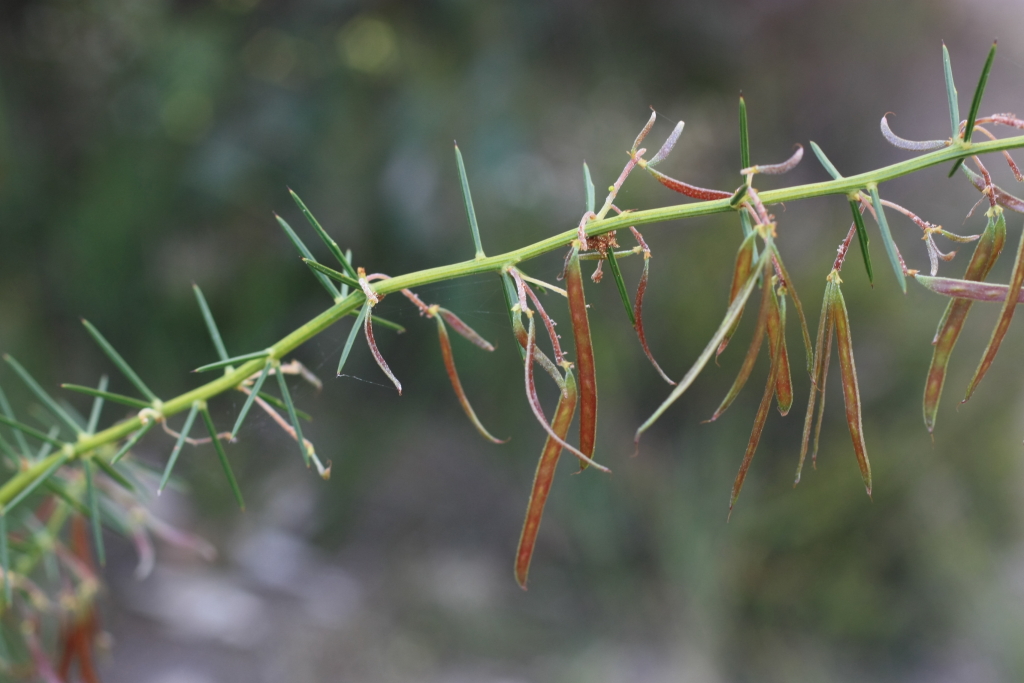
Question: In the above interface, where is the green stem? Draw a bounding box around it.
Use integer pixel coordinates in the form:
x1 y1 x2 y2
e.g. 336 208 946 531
1 133 1022 509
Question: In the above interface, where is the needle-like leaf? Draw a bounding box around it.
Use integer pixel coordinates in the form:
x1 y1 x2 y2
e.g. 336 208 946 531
6 453 69 513
159 402 199 494
338 302 370 377
84 459 105 566
232 361 273 439
943 42 961 141
194 350 270 373
200 406 244 510
193 285 229 362
110 420 155 465
583 162 596 215
636 248 770 445
61 385 154 410
565 244 598 468
964 41 998 146
3 355 83 436
868 186 906 292
275 214 340 298
275 367 311 465
93 457 135 492
0 383 30 457
963 210 1021 403
86 375 108 435
739 95 751 171
923 210 1005 431
289 189 358 279
809 141 842 181
435 313 506 444
0 414 66 448
0 513 9 604
515 368 577 589
81 319 159 402
849 199 874 285
302 258 361 290
832 281 871 495
455 144 486 260
605 247 635 326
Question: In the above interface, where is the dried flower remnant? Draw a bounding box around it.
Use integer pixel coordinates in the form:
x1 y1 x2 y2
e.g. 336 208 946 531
515 369 578 589
923 209 1005 431
880 114 949 151
741 144 804 176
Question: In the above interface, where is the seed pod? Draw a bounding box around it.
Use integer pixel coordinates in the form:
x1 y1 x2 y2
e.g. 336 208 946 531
565 244 598 467
962 166 1024 214
511 311 566 393
364 310 402 394
729 301 786 516
523 317 608 473
645 167 732 201
923 209 1005 431
831 281 871 496
438 308 494 351
963 209 1021 403
515 369 578 589
914 273 1024 302
796 279 835 484
707 259 772 422
436 312 507 444
717 231 757 360
633 252 675 385
767 285 793 415
769 245 813 375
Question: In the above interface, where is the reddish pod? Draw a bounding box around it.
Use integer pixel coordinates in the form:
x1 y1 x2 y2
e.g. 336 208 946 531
629 228 675 385
564 243 599 468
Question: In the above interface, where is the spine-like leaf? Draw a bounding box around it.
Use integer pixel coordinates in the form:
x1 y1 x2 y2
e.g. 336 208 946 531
93 457 135 492
605 247 636 326
868 186 906 292
739 95 750 171
275 213 340 298
81 319 159 402
515 369 577 589
565 245 598 467
200 406 245 510
194 350 270 373
809 141 843 180
963 210 1021 403
159 402 199 494
110 420 155 465
289 189 358 278
86 375 108 434
454 144 486 259
231 361 272 439
302 258 360 290
963 41 997 146
636 248 770 445
0 414 66 448
583 162 596 215
943 42 961 140
85 459 105 566
436 314 506 444
0 383 31 457
3 355 83 436
832 283 871 496
849 200 874 285
275 366 311 465
923 211 1005 431
6 453 69 513
337 302 370 377
193 285 229 362
62 382 149 409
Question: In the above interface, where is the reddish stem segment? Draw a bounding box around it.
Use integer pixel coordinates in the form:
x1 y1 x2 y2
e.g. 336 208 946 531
514 369 578 589
923 211 1005 431
565 244 598 468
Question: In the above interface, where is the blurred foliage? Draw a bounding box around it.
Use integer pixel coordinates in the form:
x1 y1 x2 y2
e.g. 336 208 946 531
2 0 1024 680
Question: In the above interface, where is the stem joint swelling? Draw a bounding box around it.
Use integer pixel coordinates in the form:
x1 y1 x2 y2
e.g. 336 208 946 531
0 40 1023 675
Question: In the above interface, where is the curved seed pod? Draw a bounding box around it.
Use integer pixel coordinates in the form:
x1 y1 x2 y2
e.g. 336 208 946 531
515 369 578 589
796 280 835 484
636 248 771 446
645 167 732 201
633 253 675 385
717 231 757 360
631 111 657 154
565 244 598 468
707 260 772 422
831 282 871 496
741 144 804 176
915 273 1024 302
647 121 684 167
961 166 1024 214
437 308 494 351
364 310 402 394
769 245 813 375
524 318 608 472
511 312 566 393
520 278 566 365
436 313 507 444
767 286 793 415
880 115 948 151
963 210 1021 403
923 210 1006 431
729 303 786 517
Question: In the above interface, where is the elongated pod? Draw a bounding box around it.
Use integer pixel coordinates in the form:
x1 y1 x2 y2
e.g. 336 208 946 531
565 243 598 468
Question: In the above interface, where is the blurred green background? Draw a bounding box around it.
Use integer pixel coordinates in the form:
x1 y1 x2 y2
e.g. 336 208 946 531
3 0 1024 681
